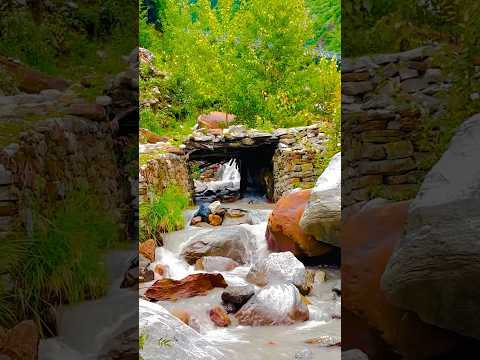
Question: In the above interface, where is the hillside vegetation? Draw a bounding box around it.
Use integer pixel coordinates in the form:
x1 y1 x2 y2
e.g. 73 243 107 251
139 0 341 137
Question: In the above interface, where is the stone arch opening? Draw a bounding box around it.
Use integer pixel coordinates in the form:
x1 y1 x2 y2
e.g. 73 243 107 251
188 142 278 204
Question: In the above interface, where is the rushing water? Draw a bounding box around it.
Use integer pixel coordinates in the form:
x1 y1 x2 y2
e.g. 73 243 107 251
38 249 137 359
145 198 341 360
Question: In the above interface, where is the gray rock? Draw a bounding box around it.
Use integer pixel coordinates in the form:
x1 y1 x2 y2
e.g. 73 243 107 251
180 226 256 265
247 251 307 289
342 349 369 360
139 300 225 360
221 284 255 313
343 81 374 96
235 284 309 326
381 113 480 340
300 153 340 246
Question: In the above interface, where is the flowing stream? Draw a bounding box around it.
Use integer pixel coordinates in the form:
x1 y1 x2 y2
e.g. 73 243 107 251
142 197 341 360
38 248 137 359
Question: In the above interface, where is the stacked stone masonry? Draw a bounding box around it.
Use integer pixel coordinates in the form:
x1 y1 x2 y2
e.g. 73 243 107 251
342 45 451 208
139 144 193 203
272 124 328 201
0 91 129 239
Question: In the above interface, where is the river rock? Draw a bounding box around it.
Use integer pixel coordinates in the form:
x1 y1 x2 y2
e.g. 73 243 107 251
381 114 480 340
197 112 235 129
221 284 255 313
342 201 463 359
194 203 211 222
195 256 240 272
209 306 231 327
208 214 222 226
0 320 39 360
181 226 256 265
139 300 225 360
191 216 202 225
208 201 222 214
342 349 369 360
300 152 340 246
139 239 156 262
235 284 309 326
169 309 191 326
144 273 227 301
246 252 311 294
98 326 137 360
266 190 333 258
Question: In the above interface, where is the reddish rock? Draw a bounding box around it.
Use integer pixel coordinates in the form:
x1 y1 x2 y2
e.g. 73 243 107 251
191 216 202 225
154 264 167 277
139 128 169 144
208 214 223 226
0 55 69 93
139 239 156 262
144 273 228 301
209 306 231 327
197 112 235 129
0 320 39 360
266 190 332 257
342 201 463 359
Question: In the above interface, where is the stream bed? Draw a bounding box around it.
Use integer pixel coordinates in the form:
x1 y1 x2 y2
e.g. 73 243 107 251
141 197 341 360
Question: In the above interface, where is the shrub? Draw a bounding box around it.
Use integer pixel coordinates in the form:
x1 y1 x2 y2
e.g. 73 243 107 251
140 0 340 133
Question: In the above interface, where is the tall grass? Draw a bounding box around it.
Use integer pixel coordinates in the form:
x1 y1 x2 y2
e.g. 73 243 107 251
1 190 122 331
140 185 190 241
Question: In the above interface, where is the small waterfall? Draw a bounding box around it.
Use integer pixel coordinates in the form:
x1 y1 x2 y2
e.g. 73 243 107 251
194 159 241 197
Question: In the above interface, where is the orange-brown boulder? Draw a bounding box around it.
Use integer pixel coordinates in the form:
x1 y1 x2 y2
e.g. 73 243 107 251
0 320 39 360
144 273 228 301
139 128 169 144
266 190 332 257
209 306 231 327
139 239 156 262
342 201 464 359
208 214 223 226
197 112 235 129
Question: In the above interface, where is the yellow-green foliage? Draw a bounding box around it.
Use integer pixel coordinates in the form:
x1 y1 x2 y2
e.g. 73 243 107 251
140 0 340 132
140 185 190 240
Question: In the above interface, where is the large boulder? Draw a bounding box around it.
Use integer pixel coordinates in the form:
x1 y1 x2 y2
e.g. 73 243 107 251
266 189 333 257
342 201 464 359
139 300 225 360
381 114 480 340
235 284 309 326
180 226 256 265
144 273 227 301
246 252 310 294
300 152 341 246
197 112 235 129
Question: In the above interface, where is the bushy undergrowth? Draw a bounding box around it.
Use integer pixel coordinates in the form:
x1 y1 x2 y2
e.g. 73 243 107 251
0 1 137 99
0 190 122 332
140 185 190 241
140 0 340 134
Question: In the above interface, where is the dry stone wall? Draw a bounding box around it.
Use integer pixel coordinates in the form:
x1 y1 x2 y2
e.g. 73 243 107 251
139 144 193 204
342 45 451 209
273 124 329 201
0 92 129 239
